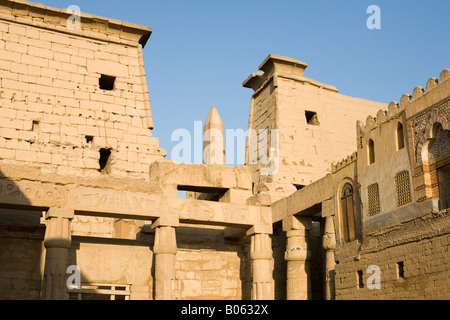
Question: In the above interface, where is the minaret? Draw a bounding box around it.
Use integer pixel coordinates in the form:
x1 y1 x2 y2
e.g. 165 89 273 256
203 105 225 165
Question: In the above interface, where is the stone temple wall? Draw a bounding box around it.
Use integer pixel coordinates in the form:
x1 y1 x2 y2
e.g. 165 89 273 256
335 211 450 300
0 0 448 301
0 1 165 182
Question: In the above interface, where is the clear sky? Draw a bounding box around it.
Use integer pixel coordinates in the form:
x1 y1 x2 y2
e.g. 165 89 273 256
42 0 449 164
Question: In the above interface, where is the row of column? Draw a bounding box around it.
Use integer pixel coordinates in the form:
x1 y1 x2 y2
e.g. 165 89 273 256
42 209 336 300
41 209 275 300
151 218 275 300
283 215 336 300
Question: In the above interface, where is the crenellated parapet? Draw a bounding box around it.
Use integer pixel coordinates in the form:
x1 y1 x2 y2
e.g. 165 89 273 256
354 68 449 224
331 152 357 173
357 68 450 137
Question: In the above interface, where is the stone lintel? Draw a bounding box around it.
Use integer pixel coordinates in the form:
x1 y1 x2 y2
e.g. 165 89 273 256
172 197 261 228
150 160 253 192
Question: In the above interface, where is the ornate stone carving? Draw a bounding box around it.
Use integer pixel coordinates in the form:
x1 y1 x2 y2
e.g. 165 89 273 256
284 217 312 300
250 233 273 300
67 187 160 218
428 124 450 163
412 98 450 163
0 179 68 208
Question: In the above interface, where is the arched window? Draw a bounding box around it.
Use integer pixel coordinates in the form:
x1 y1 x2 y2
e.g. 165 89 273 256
340 183 356 242
368 139 375 164
397 123 405 150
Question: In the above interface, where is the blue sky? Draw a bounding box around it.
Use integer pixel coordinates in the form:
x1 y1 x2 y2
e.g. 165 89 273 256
43 0 449 164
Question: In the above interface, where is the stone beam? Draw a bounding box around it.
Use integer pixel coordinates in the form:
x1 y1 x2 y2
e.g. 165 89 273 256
66 187 161 220
169 198 271 229
0 177 271 231
272 174 333 223
0 178 161 220
0 178 68 209
149 160 252 192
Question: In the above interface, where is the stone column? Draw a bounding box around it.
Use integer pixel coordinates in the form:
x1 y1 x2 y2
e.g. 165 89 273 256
42 208 74 300
322 216 336 300
283 215 312 300
152 218 178 300
249 232 273 300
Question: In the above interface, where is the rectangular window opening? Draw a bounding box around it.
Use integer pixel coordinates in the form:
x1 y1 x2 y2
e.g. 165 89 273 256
397 261 405 279
178 190 187 199
305 111 320 126
99 74 116 91
99 148 112 174
357 270 364 289
32 120 40 132
177 185 228 202
85 135 94 144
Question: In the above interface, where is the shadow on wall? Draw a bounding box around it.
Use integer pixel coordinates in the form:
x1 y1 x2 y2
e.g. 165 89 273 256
68 235 154 300
0 169 44 300
67 225 253 300
0 169 269 300
175 226 253 300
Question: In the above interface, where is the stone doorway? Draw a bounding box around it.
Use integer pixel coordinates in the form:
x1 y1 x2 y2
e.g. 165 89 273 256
309 217 325 300
437 164 450 210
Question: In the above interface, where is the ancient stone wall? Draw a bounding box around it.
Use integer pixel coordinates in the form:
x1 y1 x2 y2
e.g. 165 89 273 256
0 224 44 300
357 69 450 234
1 0 448 301
69 240 154 300
244 55 387 191
0 2 165 181
334 69 450 300
275 75 386 187
335 211 450 300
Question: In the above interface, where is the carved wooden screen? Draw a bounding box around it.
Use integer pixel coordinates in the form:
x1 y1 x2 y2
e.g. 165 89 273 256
367 183 380 216
395 171 412 207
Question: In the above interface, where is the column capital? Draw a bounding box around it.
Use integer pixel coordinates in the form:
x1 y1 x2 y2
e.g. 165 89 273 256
152 216 179 229
153 225 177 255
246 225 273 236
44 216 72 249
282 215 311 232
249 233 273 300
45 208 74 220
250 233 272 261
285 230 311 262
